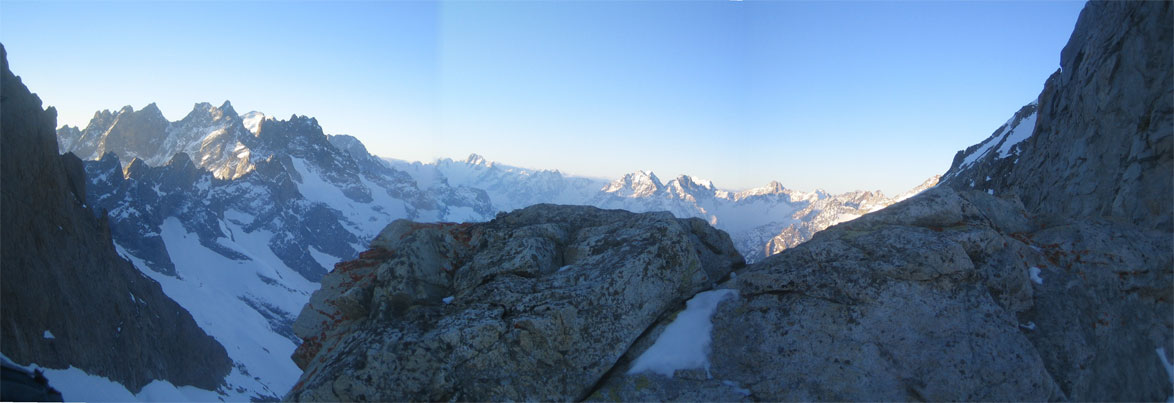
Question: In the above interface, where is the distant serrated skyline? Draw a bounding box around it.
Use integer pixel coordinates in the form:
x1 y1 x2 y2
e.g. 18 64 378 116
0 0 1084 195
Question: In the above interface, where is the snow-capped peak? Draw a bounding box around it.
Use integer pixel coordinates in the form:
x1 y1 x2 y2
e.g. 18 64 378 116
603 170 664 198
241 112 267 136
764 180 785 194
241 111 267 136
734 180 788 199
464 153 491 167
218 100 236 116
183 101 239 124
678 175 716 191
140 102 164 116
636 170 661 184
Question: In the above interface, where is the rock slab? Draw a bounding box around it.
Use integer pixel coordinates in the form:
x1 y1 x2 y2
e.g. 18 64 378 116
285 204 743 401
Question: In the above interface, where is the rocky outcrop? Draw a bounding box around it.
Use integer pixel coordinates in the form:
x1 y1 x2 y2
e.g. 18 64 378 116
942 1 1172 232
596 186 1171 401
285 205 743 401
0 45 232 392
596 1 1173 401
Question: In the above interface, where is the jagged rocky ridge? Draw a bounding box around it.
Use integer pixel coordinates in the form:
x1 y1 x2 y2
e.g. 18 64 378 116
60 100 255 180
285 1 1172 400
0 45 232 394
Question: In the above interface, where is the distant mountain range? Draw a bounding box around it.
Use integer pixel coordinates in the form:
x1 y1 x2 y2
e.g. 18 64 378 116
388 154 940 262
59 101 940 265
54 100 937 398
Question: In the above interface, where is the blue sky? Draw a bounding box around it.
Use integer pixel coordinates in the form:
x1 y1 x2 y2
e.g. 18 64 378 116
1 0 1084 194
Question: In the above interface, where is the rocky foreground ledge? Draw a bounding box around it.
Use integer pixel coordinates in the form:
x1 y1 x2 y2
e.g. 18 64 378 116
597 186 1171 401
285 205 743 401
287 187 1171 401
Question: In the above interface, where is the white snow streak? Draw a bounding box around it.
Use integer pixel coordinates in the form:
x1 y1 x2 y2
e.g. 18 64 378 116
996 112 1038 158
627 289 737 378
1029 267 1044 285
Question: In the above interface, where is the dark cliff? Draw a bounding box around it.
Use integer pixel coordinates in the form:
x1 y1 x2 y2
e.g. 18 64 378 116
0 44 232 393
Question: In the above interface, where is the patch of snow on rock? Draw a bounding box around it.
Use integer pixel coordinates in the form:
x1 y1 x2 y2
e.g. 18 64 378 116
721 380 752 396
627 289 737 378
996 111 1038 159
1029 266 1044 285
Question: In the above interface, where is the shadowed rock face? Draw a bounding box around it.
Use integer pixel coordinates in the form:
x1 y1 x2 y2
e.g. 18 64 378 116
284 204 744 401
0 45 232 392
942 1 1173 232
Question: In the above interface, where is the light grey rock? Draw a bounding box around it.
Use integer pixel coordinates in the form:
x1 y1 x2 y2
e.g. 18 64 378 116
285 204 743 401
597 188 1064 401
597 186 1171 401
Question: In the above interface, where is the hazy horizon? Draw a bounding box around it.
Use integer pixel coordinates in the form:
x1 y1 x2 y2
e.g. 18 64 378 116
0 0 1085 195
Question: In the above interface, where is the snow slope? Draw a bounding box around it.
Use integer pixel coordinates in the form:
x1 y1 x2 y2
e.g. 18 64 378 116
2 353 223 402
